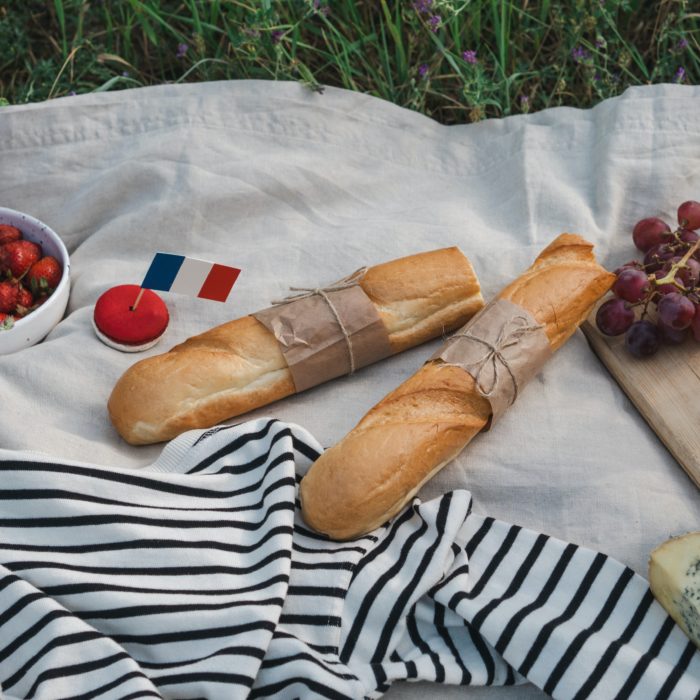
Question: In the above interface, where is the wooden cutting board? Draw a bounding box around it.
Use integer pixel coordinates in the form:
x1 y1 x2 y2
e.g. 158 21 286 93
582 299 700 489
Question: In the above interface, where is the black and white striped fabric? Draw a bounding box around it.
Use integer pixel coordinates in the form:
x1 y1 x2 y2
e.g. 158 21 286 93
0 418 697 700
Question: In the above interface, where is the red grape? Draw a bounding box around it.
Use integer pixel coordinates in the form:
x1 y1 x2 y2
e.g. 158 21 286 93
679 228 699 245
643 243 675 272
615 201 700 356
677 200 700 231
691 304 700 342
613 260 643 275
657 292 695 330
658 320 687 344
612 268 650 303
625 320 660 357
595 298 635 336
632 217 671 252
673 257 700 288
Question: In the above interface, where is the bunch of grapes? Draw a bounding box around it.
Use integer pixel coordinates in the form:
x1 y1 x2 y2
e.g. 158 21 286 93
596 200 700 357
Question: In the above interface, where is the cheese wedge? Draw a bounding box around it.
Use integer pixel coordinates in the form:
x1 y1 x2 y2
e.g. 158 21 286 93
649 531 700 649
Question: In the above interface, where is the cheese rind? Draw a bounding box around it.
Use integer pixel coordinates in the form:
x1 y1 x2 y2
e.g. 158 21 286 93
649 531 700 649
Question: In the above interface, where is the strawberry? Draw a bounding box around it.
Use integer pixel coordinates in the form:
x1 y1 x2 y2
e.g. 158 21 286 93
15 285 33 316
0 312 14 331
0 281 19 313
0 240 41 279
26 256 62 293
0 225 21 245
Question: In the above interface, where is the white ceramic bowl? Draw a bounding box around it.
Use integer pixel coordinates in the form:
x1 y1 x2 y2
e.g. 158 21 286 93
0 208 71 355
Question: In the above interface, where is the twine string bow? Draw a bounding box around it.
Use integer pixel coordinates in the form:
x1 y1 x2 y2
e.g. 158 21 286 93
449 314 544 404
271 267 368 374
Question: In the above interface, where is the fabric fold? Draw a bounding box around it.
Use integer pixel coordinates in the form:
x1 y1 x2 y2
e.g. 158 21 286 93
0 419 697 700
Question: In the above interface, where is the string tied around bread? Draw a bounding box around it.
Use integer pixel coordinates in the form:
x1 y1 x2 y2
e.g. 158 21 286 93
270 267 368 374
448 314 544 404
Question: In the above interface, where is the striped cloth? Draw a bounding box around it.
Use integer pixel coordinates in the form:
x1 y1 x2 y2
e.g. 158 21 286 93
0 418 697 700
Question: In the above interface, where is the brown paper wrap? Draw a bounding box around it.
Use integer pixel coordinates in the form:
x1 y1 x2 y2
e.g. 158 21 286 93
431 298 552 427
253 270 393 392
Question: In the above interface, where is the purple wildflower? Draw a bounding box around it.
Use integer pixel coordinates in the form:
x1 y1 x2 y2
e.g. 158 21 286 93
68 90 77 97
678 38 689 50
428 14 441 31
675 66 686 83
594 39 605 49
176 43 188 59
571 45 590 63
412 0 433 14
271 30 284 45
418 63 429 78
122 71 130 77
594 73 601 81
462 50 478 64
520 95 529 105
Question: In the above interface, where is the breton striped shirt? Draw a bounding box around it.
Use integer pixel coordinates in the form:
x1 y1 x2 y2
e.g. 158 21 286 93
0 418 697 699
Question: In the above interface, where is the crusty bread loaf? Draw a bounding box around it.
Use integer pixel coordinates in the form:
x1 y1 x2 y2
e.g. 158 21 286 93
300 234 615 540
108 247 484 444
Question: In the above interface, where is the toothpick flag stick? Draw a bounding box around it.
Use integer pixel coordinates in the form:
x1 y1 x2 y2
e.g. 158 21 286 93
130 287 146 312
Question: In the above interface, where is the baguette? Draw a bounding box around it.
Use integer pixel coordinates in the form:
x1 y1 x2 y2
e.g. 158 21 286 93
300 234 615 540
108 247 484 444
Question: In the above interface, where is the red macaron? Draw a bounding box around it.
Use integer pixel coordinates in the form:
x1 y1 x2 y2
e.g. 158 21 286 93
93 284 169 352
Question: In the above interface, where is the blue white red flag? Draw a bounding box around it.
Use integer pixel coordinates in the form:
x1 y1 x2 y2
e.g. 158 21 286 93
141 253 241 303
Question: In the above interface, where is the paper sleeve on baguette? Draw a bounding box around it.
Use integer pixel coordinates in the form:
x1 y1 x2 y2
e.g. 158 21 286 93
108 247 483 445
299 234 616 540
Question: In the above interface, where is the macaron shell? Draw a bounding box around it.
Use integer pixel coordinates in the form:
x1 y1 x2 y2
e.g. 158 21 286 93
93 284 169 350
92 318 165 352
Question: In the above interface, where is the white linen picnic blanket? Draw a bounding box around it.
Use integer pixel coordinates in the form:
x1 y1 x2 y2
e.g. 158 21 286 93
0 418 697 700
1 80 700 699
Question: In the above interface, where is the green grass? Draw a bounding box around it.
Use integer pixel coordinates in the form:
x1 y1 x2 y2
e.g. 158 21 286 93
0 0 697 123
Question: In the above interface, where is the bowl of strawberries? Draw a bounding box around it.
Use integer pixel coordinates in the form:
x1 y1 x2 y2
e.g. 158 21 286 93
0 207 70 355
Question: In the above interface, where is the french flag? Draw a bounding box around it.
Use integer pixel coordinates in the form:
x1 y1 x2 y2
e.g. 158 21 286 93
141 253 241 302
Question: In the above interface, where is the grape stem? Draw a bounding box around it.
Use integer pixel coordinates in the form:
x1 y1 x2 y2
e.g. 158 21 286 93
640 295 653 320
653 239 700 286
